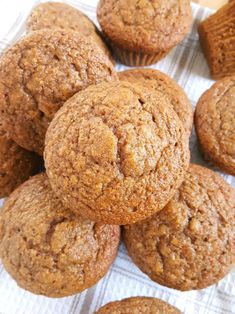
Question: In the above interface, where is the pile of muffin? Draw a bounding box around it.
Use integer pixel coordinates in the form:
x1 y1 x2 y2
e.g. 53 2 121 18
0 1 234 313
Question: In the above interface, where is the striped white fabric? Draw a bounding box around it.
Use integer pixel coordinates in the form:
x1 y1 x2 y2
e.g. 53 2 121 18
0 1 234 314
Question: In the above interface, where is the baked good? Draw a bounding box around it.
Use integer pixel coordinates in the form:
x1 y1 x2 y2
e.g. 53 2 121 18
26 2 114 64
195 77 235 175
0 29 117 155
198 2 235 79
95 297 181 313
123 164 235 291
97 0 192 66
44 81 189 225
118 69 193 138
0 121 40 198
0 173 120 297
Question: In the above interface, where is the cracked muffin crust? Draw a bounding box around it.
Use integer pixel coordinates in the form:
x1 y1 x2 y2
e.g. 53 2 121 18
0 173 120 297
118 69 193 138
195 77 235 175
123 164 235 291
0 121 41 198
95 297 181 313
0 29 117 155
26 2 114 64
44 81 189 225
97 0 192 66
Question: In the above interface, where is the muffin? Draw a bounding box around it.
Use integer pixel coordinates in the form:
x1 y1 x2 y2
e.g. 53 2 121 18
195 77 235 175
45 81 189 225
118 69 193 138
0 29 117 155
0 121 41 198
95 297 181 314
26 2 114 64
198 1 235 79
97 0 192 66
123 164 235 291
0 173 120 297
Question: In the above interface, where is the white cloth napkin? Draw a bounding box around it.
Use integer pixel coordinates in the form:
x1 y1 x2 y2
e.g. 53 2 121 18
0 1 234 314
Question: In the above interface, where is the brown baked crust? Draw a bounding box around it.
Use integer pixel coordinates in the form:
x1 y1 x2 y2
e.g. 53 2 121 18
0 121 41 198
118 69 193 138
97 0 192 54
95 297 181 314
26 2 114 64
44 81 189 225
27 2 98 35
0 173 120 297
198 2 235 80
0 29 117 155
123 164 235 291
195 77 235 175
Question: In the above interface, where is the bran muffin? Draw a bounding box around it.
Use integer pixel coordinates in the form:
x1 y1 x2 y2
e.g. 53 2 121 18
0 29 117 155
118 69 193 138
0 173 120 297
97 0 192 66
123 164 235 291
95 297 181 314
0 121 41 198
44 81 189 225
198 1 235 79
26 2 114 64
195 77 235 176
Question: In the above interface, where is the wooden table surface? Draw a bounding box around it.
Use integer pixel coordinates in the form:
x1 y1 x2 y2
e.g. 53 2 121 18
192 0 228 9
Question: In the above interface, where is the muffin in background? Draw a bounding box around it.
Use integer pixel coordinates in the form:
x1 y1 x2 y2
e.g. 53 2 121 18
26 2 114 64
195 77 235 175
95 297 181 314
97 0 192 66
118 69 193 138
0 29 117 155
0 173 120 297
123 164 235 291
198 1 235 79
0 121 41 198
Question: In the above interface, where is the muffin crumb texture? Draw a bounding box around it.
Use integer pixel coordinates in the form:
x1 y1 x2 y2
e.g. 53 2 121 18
0 173 120 297
26 2 114 64
97 0 192 53
124 164 235 291
45 81 189 225
27 2 100 35
0 29 116 155
195 77 235 176
118 69 193 138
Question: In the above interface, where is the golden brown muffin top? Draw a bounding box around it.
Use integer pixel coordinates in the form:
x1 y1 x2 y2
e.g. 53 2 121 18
95 297 181 314
45 81 189 225
0 173 120 297
124 164 235 291
118 69 193 138
195 77 235 175
27 2 97 35
0 29 116 155
26 2 114 64
97 0 192 53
